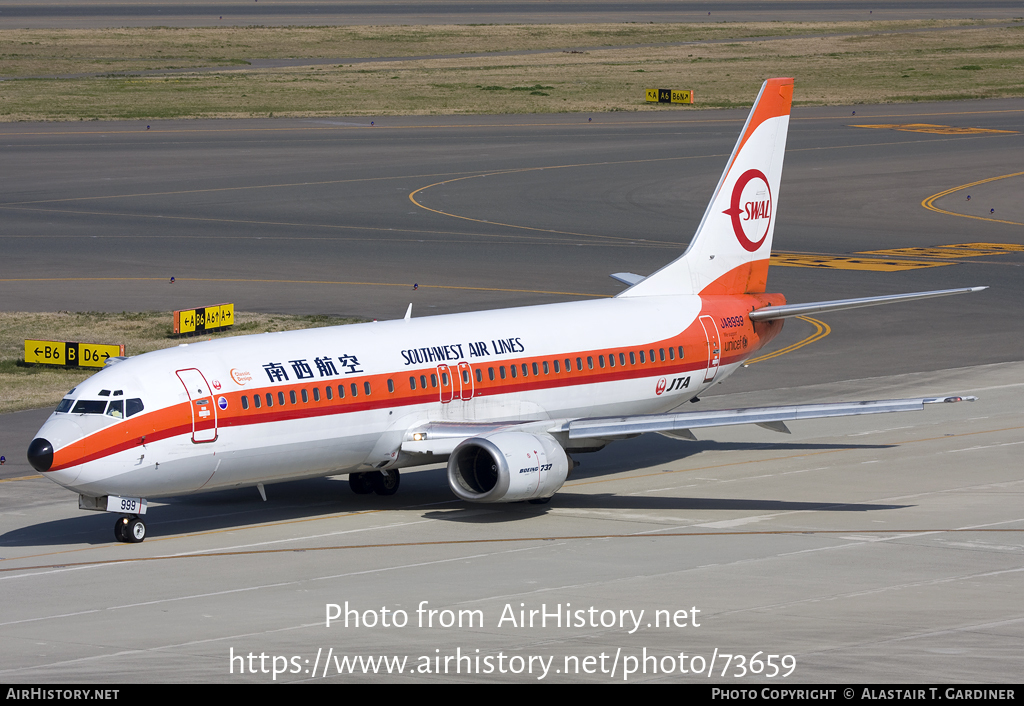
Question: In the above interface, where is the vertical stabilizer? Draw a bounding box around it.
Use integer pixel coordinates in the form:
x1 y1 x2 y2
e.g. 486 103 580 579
619 78 793 298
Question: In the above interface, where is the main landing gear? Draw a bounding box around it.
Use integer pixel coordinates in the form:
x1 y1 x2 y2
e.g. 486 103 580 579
349 469 401 496
114 515 146 543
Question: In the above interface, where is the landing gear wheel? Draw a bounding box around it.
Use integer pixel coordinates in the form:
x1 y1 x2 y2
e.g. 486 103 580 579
125 517 146 543
114 515 146 543
348 472 375 495
114 516 129 542
371 469 400 496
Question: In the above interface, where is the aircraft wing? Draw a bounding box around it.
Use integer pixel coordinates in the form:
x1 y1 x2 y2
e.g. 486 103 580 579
399 396 975 456
749 287 986 321
563 396 975 440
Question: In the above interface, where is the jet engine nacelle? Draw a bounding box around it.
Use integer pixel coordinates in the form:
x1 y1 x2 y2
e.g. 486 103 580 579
447 431 569 503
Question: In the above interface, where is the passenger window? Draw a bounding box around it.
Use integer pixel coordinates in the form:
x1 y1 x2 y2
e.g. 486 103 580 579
364 381 371 396
266 393 274 407
500 366 506 379
254 394 261 409
639 350 646 364
543 361 549 374
678 346 685 359
650 349 656 362
532 362 539 376
521 364 528 377
510 365 517 379
608 353 615 368
659 348 665 362
313 388 320 402
488 367 495 381
629 352 636 365
301 389 309 403
576 357 583 371
105 400 124 419
619 352 626 366
475 368 482 383
565 358 571 372
279 392 286 406
351 383 358 397
462 370 470 384
326 386 333 400
337 384 345 399
409 376 417 390
420 375 428 389
668 347 675 360
242 395 249 410
587 356 594 370
289 390 297 404
441 372 449 386
553 359 560 373
388 379 395 393
430 374 437 388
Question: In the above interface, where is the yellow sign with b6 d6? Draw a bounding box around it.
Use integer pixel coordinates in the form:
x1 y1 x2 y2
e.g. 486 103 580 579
25 340 126 368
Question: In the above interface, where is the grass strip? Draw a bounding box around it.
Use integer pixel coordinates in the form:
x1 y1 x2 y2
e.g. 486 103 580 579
1 20 1023 120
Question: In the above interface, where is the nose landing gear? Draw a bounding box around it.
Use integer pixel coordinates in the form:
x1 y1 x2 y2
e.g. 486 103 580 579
115 515 146 543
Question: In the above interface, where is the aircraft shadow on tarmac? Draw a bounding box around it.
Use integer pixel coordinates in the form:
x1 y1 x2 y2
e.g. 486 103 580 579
3 437 900 547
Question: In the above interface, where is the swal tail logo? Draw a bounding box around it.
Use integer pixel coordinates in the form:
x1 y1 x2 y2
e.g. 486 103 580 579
723 168 772 252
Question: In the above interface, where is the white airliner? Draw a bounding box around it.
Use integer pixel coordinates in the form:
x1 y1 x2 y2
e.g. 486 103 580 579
27 78 983 543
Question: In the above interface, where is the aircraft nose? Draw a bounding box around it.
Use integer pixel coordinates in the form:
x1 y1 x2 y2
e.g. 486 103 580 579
27 438 54 472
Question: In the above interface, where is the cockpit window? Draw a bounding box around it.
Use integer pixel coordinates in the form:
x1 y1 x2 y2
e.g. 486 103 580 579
105 400 124 419
55 398 74 413
71 400 106 415
126 398 144 417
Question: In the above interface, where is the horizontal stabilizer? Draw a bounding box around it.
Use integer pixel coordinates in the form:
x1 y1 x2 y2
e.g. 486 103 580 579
567 396 976 440
749 287 987 321
611 272 645 286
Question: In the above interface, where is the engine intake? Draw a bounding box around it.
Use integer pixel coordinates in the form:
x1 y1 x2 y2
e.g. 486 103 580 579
447 431 569 503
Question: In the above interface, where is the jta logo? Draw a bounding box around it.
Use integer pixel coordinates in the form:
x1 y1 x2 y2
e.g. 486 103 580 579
723 168 772 252
656 378 668 395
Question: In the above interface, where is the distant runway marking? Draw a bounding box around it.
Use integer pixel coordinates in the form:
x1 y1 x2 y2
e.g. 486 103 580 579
2 528 1022 574
745 316 830 365
769 253 947 271
3 107 1023 138
0 276 607 298
922 172 1024 227
408 157 711 245
859 241 1024 258
852 123 1018 135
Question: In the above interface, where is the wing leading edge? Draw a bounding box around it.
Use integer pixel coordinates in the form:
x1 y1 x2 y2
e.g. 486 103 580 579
565 396 976 440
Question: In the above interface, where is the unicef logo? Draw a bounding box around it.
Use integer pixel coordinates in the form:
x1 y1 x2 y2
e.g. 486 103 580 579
722 169 772 252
